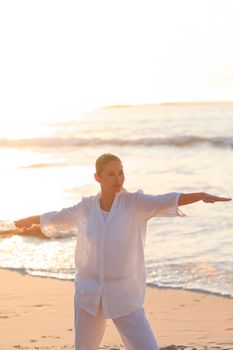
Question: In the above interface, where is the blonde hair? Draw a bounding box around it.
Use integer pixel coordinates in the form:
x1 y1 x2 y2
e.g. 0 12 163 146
95 153 122 175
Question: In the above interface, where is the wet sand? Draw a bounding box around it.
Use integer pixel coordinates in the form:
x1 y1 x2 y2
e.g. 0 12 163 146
0 268 233 350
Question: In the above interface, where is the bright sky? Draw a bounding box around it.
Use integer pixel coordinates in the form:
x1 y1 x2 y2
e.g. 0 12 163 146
0 0 233 125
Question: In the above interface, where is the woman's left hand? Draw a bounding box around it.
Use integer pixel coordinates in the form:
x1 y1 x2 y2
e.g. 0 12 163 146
202 193 232 203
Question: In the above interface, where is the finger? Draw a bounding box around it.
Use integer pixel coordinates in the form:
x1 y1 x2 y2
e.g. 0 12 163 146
14 221 20 227
215 197 232 201
14 220 25 228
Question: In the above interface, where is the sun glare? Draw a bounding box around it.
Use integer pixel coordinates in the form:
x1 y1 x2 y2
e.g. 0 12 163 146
0 0 232 137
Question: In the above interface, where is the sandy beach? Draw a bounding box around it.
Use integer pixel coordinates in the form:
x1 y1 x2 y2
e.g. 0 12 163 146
0 268 233 350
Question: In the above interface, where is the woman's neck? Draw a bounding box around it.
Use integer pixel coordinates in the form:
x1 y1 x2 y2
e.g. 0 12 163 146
99 191 117 212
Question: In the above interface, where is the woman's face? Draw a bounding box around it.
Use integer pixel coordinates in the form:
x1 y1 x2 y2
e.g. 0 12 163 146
95 160 125 194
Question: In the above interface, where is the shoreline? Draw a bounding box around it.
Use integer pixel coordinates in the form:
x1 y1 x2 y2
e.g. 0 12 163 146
147 283 233 300
1 266 232 300
0 268 233 350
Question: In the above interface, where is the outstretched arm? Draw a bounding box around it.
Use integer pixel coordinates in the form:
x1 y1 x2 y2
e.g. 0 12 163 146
178 192 232 206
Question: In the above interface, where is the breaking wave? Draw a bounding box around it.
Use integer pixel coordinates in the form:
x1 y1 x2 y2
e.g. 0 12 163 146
0 135 233 149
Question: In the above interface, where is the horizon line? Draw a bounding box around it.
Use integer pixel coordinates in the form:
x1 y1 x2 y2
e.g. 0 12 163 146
103 100 233 109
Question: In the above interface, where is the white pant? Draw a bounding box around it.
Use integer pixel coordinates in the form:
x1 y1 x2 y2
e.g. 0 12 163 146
74 293 158 350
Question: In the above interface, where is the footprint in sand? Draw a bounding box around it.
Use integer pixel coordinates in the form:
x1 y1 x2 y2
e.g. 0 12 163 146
98 347 121 349
160 345 187 350
99 348 120 350
40 335 60 339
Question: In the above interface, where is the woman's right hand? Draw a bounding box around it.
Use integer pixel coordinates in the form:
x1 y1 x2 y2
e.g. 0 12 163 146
14 215 40 230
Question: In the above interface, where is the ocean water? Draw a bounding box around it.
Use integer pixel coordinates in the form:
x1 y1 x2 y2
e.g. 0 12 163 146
0 103 233 297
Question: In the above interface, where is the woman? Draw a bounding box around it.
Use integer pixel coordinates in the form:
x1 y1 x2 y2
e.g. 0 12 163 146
15 153 231 350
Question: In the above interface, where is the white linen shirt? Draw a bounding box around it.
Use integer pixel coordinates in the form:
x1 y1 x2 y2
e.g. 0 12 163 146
40 190 185 319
